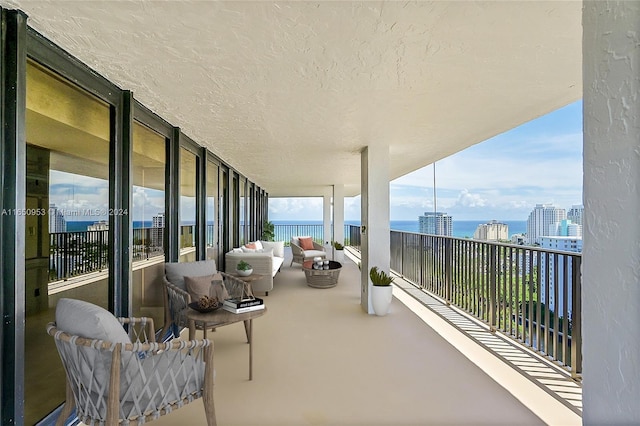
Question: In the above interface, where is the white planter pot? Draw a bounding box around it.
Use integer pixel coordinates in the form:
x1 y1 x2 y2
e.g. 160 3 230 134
236 268 253 277
334 249 344 263
371 285 393 316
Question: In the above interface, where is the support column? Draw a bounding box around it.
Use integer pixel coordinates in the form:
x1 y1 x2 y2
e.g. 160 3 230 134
333 184 345 246
360 146 390 314
322 191 331 252
583 2 640 423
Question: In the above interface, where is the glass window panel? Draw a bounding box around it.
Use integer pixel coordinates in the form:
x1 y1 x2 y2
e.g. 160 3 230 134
24 60 111 425
131 121 166 327
240 177 246 245
180 148 197 261
206 161 219 261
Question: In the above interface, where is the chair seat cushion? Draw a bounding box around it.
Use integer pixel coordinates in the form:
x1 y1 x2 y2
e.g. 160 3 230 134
165 260 217 290
303 249 326 258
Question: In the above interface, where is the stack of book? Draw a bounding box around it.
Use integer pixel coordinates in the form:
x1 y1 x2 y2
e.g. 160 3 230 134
222 297 264 314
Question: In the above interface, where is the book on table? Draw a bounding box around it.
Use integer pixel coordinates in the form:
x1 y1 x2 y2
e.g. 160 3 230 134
222 297 264 314
223 297 264 309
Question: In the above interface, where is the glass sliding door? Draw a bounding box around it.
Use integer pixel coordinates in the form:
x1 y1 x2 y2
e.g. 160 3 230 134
24 60 112 424
239 177 247 245
180 148 197 261
131 121 166 326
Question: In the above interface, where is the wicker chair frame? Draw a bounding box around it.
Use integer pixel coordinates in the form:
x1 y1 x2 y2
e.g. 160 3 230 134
47 317 215 426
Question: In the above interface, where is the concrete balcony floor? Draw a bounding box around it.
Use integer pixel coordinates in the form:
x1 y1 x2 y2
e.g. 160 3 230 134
143 248 582 426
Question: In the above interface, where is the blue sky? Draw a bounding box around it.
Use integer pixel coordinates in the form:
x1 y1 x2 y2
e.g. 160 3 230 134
269 100 583 222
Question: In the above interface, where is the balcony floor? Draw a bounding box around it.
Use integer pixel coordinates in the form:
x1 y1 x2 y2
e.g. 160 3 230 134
134 248 582 426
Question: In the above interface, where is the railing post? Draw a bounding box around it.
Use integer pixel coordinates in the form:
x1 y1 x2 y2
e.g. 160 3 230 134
488 244 497 332
445 238 452 304
571 256 582 380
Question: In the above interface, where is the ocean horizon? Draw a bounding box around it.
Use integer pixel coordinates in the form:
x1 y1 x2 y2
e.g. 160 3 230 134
65 219 527 238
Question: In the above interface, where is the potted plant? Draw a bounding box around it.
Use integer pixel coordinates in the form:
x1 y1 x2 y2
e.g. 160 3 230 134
236 260 253 277
332 241 345 263
261 220 275 241
369 266 394 316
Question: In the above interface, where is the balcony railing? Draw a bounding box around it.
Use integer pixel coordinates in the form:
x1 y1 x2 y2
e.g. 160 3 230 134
345 225 582 378
272 224 356 246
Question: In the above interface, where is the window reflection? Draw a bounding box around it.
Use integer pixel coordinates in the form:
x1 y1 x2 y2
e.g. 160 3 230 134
25 60 111 425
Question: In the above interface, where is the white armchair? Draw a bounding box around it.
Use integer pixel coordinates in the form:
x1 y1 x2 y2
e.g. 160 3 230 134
290 236 327 267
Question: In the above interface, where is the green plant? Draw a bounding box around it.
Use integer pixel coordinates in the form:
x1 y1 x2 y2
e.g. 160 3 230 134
237 260 253 271
369 266 394 286
332 241 344 250
261 220 275 241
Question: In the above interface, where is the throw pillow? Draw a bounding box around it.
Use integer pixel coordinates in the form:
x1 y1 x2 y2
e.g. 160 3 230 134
165 260 217 290
299 237 314 250
241 246 257 253
254 240 264 250
244 242 257 249
261 240 284 258
185 274 219 302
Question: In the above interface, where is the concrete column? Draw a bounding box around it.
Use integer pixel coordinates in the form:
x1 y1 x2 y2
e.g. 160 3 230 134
333 184 345 246
360 146 390 314
583 2 640 423
323 191 331 252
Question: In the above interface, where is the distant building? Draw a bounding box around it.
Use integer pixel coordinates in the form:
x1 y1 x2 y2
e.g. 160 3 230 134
151 213 165 247
87 220 108 231
48 204 66 233
526 204 566 245
511 234 526 245
473 220 508 241
418 212 452 236
539 236 583 253
539 236 582 318
567 204 584 226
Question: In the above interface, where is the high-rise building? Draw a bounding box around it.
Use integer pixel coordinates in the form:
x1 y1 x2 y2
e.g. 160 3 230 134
418 212 452 236
473 220 508 241
526 204 566 245
151 213 165 247
539 236 582 318
48 204 66 233
567 204 584 226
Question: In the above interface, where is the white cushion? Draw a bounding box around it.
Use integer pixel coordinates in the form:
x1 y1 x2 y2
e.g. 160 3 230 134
261 240 285 258
232 248 243 253
55 298 132 394
165 260 217 290
303 249 326 258
253 240 263 250
56 298 130 344
241 246 256 253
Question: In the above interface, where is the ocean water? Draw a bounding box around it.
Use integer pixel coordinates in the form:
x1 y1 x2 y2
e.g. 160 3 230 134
66 219 527 238
274 220 527 239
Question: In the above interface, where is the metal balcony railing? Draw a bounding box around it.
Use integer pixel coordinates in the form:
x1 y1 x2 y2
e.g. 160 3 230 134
346 224 582 378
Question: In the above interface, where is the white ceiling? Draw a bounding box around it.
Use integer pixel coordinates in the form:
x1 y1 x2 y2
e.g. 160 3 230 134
3 0 582 197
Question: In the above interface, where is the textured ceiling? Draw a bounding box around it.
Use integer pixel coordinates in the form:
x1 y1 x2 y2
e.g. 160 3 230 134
2 1 582 197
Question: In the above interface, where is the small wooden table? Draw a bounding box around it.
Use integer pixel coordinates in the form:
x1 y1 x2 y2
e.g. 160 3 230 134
185 306 267 380
228 273 265 299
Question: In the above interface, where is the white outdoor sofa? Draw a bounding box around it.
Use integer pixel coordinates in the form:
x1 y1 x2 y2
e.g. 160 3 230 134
224 240 285 296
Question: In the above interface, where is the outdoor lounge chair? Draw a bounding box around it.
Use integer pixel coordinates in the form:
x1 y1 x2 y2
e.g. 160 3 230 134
290 236 326 267
48 298 216 426
161 259 247 339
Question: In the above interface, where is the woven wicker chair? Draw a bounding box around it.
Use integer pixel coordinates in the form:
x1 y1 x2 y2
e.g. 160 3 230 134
161 260 248 339
290 236 327 267
48 311 215 426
